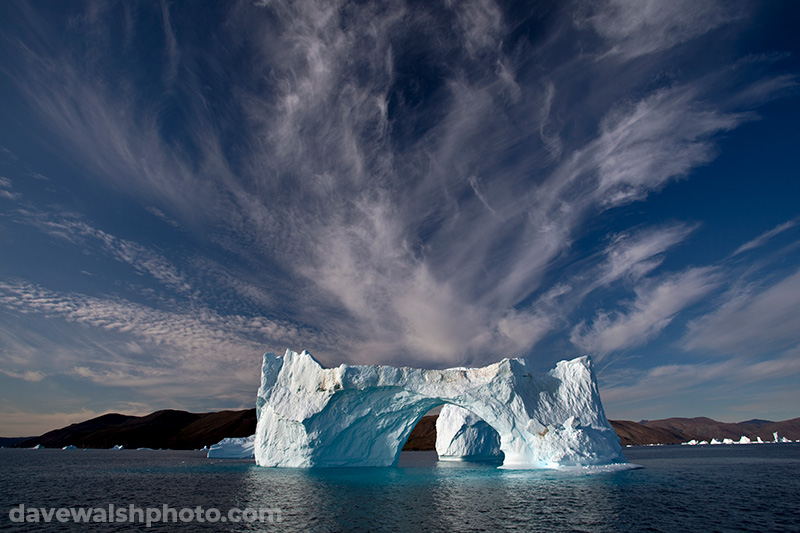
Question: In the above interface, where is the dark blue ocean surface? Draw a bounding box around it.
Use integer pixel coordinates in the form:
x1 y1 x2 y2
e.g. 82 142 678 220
1 444 798 531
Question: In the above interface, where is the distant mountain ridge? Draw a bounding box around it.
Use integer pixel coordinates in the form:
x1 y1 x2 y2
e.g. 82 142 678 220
7 410 799 449
13 409 256 450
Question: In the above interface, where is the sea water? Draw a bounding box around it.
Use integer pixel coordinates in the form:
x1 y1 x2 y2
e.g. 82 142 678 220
1 444 798 531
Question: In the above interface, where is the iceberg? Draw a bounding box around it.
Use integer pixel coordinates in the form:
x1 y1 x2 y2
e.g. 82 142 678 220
207 435 255 459
62 445 77 450
254 349 624 468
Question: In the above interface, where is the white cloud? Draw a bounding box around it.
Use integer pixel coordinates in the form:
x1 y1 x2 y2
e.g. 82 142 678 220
601 351 800 416
446 0 504 57
12 209 193 295
571 267 720 356
732 217 799 256
685 268 800 356
0 369 45 382
0 279 321 393
590 86 748 206
0 176 21 200
144 206 180 228
579 0 742 59
597 223 698 287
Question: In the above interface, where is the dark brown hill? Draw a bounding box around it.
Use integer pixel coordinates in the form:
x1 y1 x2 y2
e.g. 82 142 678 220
609 420 686 446
16 409 256 450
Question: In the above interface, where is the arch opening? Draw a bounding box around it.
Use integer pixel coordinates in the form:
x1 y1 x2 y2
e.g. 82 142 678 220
395 401 508 466
433 405 504 462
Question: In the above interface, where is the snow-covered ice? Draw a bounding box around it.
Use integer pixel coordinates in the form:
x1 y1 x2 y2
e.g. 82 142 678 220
254 349 625 468
207 435 255 459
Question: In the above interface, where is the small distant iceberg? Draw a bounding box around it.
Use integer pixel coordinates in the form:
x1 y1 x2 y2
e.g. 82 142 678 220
62 445 77 450
771 431 792 443
681 433 794 446
207 435 255 459
110 444 124 450
31 444 44 449
136 447 154 451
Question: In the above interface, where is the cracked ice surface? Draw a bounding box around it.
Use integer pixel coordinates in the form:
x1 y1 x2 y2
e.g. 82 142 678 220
254 349 625 468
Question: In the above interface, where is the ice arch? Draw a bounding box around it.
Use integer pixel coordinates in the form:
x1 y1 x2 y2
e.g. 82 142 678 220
254 349 624 468
435 405 503 461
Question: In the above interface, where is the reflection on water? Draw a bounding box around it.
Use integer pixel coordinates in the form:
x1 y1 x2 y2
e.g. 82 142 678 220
2 445 799 531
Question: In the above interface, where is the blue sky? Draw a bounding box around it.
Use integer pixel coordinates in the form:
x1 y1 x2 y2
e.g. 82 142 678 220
1 0 799 435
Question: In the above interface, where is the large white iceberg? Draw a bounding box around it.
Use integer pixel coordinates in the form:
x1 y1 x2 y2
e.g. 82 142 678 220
207 435 255 459
254 349 625 468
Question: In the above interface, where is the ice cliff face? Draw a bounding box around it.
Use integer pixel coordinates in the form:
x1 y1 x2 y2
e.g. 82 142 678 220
254 349 624 468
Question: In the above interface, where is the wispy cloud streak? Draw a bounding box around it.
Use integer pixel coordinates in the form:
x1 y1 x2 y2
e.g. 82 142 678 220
733 217 799 256
571 268 720 357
